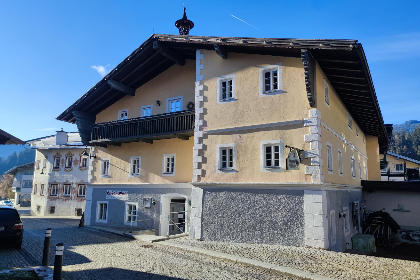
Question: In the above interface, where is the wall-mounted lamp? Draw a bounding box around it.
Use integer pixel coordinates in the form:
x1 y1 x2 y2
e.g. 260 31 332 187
156 100 161 106
81 149 96 159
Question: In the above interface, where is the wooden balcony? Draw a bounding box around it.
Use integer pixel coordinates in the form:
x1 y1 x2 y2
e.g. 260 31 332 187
90 110 195 145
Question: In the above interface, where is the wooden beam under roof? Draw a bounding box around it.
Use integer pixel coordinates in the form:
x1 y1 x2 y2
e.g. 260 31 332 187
214 44 227 59
107 79 135 96
153 41 185 66
317 58 359 64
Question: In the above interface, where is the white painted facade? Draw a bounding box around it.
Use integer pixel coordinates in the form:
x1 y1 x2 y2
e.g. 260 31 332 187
5 162 34 206
28 131 89 216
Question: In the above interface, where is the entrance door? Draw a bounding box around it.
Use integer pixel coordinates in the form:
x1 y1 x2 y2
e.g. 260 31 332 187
169 200 186 235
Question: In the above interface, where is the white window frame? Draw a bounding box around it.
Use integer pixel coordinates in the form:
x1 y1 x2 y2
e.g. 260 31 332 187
141 105 153 117
34 184 37 195
338 148 343 176
324 81 330 107
351 156 356 178
124 202 138 226
217 74 236 104
101 159 110 177
343 206 351 237
216 144 236 173
118 109 129 120
43 159 47 169
53 157 60 169
166 96 183 113
356 126 359 137
50 184 58 196
40 184 45 196
259 64 282 97
129 156 141 177
327 142 333 174
36 160 40 170
260 140 284 172
63 184 71 197
347 113 353 130
96 201 108 223
330 210 336 246
80 157 88 168
396 163 404 172
359 161 362 179
162 154 176 176
78 184 86 197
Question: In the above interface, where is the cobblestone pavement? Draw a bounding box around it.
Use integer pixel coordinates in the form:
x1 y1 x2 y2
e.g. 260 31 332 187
169 237 420 280
0 217 306 280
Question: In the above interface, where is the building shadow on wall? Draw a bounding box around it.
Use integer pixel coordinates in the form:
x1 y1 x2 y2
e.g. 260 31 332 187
63 267 186 280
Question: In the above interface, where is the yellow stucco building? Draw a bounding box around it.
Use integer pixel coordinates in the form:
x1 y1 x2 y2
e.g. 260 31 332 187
57 13 389 251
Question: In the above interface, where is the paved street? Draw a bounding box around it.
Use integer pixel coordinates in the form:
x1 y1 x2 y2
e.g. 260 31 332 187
0 217 304 280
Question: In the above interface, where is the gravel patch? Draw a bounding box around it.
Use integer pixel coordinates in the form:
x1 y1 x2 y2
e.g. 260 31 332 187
168 237 420 280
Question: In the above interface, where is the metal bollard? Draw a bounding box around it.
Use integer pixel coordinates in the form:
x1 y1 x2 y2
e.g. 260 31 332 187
53 243 64 280
42 228 52 266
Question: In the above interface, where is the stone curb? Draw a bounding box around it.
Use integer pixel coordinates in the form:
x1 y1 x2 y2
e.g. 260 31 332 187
159 241 334 280
0 266 53 280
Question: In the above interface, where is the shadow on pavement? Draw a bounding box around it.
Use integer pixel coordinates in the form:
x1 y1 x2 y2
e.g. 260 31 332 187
63 267 186 280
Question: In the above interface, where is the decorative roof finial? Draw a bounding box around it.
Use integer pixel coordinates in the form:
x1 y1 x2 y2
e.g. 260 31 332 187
175 6 194 35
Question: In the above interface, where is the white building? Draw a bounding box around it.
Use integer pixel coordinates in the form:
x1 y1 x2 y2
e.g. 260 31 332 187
28 130 89 216
5 162 35 206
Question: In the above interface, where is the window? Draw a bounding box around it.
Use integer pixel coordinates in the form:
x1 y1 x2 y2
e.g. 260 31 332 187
359 162 362 179
141 105 153 117
217 144 236 173
40 184 45 196
351 157 356 178
36 205 42 214
327 142 333 174
118 109 128 120
125 203 138 225
324 81 330 107
50 184 58 196
34 184 37 195
167 96 183 113
338 149 343 176
129 156 141 177
356 126 359 137
36 160 40 170
330 210 336 246
260 140 283 172
78 185 86 197
22 180 32 188
63 184 71 196
217 75 236 103
347 113 353 130
101 159 110 177
259 64 282 96
65 156 73 168
162 154 176 176
53 157 60 169
396 163 404 172
80 157 88 168
365 164 368 180
343 206 351 236
43 159 47 169
96 202 108 223
49 206 55 214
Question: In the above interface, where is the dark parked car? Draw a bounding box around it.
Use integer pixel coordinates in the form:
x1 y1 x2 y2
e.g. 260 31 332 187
0 206 23 249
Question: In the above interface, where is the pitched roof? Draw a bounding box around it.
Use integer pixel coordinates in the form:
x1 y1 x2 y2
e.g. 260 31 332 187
27 132 83 148
0 129 25 145
56 34 388 152
387 152 420 165
4 161 35 175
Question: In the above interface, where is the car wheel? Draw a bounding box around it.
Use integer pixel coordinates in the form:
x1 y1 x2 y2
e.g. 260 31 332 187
14 239 22 249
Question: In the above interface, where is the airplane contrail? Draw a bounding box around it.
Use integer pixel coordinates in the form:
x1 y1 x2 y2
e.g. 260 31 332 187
230 14 261 30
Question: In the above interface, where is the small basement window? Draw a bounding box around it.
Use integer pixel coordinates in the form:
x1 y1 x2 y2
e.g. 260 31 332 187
49 206 55 214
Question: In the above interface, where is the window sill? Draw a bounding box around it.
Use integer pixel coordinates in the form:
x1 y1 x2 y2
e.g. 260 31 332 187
162 172 175 176
218 98 236 104
95 219 107 223
64 195 70 197
261 89 282 96
124 221 138 226
100 175 110 178
218 168 236 173
78 195 86 198
328 170 333 175
129 174 141 177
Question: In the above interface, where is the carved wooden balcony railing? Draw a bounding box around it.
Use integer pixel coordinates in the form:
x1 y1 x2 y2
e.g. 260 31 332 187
90 110 195 145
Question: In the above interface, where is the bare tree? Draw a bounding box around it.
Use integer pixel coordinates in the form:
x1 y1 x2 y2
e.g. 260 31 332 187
0 174 14 200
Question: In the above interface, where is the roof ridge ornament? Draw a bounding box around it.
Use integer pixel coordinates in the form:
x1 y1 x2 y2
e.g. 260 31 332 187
175 7 194 35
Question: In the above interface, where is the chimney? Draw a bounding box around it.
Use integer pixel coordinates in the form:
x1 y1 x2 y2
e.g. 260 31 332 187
56 129 68 145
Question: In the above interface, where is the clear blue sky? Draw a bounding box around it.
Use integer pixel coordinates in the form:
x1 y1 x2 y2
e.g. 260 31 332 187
1 0 419 141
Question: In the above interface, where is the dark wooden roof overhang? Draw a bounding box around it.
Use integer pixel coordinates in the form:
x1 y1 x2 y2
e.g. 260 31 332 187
57 34 388 152
0 129 25 145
